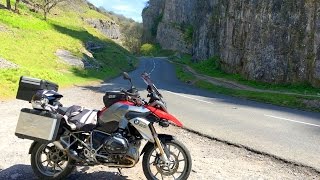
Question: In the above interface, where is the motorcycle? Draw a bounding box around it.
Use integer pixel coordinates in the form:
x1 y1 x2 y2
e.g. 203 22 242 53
14 72 192 180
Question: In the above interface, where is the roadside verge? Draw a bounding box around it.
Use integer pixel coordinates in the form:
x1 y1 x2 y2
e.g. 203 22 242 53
169 59 320 112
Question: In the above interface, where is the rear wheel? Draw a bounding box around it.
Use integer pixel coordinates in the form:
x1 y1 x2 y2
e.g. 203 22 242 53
142 138 192 180
30 142 75 180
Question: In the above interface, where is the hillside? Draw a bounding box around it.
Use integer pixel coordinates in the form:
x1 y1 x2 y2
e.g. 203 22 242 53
0 0 137 98
142 0 320 87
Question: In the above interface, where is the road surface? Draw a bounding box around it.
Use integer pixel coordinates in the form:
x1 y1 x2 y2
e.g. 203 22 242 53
1 57 320 179
98 57 320 171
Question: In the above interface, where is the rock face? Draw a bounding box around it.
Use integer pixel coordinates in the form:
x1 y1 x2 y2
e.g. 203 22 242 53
142 0 165 43
55 49 101 69
86 19 121 39
142 0 320 87
0 57 19 69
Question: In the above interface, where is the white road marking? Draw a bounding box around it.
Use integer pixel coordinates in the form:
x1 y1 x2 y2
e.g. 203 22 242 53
150 59 156 74
166 91 320 128
264 114 320 128
155 58 320 128
166 91 216 105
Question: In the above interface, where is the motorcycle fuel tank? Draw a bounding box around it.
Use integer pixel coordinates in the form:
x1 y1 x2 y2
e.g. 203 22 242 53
98 101 150 133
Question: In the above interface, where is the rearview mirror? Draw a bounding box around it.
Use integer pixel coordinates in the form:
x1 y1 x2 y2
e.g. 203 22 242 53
122 72 131 80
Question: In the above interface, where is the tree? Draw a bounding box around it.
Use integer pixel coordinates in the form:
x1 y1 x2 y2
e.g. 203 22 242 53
121 22 143 53
15 0 20 13
140 43 157 56
29 0 67 20
6 0 11 10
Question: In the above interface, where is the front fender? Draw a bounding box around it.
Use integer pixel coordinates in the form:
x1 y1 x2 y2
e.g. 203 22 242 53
140 134 174 156
29 141 38 154
146 106 183 127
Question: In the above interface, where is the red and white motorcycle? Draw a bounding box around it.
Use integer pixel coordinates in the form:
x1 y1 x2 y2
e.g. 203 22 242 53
15 72 192 180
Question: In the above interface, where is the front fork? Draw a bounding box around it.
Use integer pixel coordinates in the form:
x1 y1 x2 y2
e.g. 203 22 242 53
149 124 170 164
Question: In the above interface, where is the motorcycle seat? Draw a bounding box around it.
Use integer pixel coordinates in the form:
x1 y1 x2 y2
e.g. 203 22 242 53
61 105 98 131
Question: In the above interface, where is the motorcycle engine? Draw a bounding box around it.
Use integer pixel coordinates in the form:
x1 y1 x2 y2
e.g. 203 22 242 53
91 130 140 165
126 141 140 162
103 133 129 154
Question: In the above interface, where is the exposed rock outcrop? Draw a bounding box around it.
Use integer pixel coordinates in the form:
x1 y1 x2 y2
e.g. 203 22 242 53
143 0 320 87
86 18 121 39
0 57 19 69
142 0 165 43
55 49 101 69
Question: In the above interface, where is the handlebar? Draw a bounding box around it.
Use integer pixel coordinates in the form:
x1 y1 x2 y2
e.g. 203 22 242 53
121 89 139 97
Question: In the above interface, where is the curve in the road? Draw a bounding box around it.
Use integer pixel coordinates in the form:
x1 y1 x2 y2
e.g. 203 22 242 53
96 57 320 172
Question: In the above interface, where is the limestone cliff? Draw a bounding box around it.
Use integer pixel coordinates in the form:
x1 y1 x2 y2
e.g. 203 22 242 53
86 18 121 40
142 0 320 87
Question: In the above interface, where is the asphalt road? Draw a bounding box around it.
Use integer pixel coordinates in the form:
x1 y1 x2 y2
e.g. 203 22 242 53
99 57 320 171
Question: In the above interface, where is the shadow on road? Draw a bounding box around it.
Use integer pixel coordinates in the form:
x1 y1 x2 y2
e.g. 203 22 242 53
0 164 128 180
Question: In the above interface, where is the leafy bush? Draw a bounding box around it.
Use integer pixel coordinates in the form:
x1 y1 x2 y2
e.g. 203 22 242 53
140 43 158 56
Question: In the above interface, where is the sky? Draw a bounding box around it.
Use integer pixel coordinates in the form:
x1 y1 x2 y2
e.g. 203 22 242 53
87 0 148 22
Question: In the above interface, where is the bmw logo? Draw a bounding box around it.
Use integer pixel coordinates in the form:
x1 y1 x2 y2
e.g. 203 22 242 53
134 120 139 124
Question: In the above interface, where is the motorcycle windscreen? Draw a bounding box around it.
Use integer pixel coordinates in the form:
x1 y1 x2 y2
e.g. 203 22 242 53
147 106 183 127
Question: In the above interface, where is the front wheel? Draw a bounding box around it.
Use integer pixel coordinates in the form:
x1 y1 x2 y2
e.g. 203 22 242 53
30 142 75 180
142 137 192 180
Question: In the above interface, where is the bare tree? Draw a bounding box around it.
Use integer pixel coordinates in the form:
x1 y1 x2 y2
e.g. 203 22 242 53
29 0 67 20
6 0 11 10
15 0 20 13
121 22 143 53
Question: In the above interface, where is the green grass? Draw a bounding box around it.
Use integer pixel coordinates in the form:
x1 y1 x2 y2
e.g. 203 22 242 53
0 1 137 98
175 64 320 111
194 80 320 112
173 55 320 96
173 55 320 112
175 64 195 83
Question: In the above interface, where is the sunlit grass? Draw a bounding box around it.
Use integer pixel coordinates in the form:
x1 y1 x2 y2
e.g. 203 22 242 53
174 55 320 96
0 2 137 98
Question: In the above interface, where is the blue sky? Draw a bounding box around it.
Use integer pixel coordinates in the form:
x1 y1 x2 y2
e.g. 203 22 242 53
87 0 148 22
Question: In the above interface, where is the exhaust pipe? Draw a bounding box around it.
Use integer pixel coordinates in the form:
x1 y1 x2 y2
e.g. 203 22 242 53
53 140 83 162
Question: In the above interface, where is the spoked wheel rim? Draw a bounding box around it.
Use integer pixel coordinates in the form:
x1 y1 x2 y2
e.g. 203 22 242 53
35 143 69 177
146 143 189 180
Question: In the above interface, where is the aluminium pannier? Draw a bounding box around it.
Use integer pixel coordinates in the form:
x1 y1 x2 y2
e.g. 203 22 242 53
15 108 61 142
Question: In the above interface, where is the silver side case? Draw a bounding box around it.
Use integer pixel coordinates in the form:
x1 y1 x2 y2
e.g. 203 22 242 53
129 117 154 142
15 108 60 142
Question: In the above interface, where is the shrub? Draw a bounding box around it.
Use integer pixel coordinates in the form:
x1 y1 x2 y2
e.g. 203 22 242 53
140 43 158 56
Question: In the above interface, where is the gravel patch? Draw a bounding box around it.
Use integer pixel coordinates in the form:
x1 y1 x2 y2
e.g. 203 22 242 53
0 57 19 69
0 84 319 179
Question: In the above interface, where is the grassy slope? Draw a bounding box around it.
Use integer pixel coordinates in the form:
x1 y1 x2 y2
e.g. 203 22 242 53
0 0 137 98
173 55 320 112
